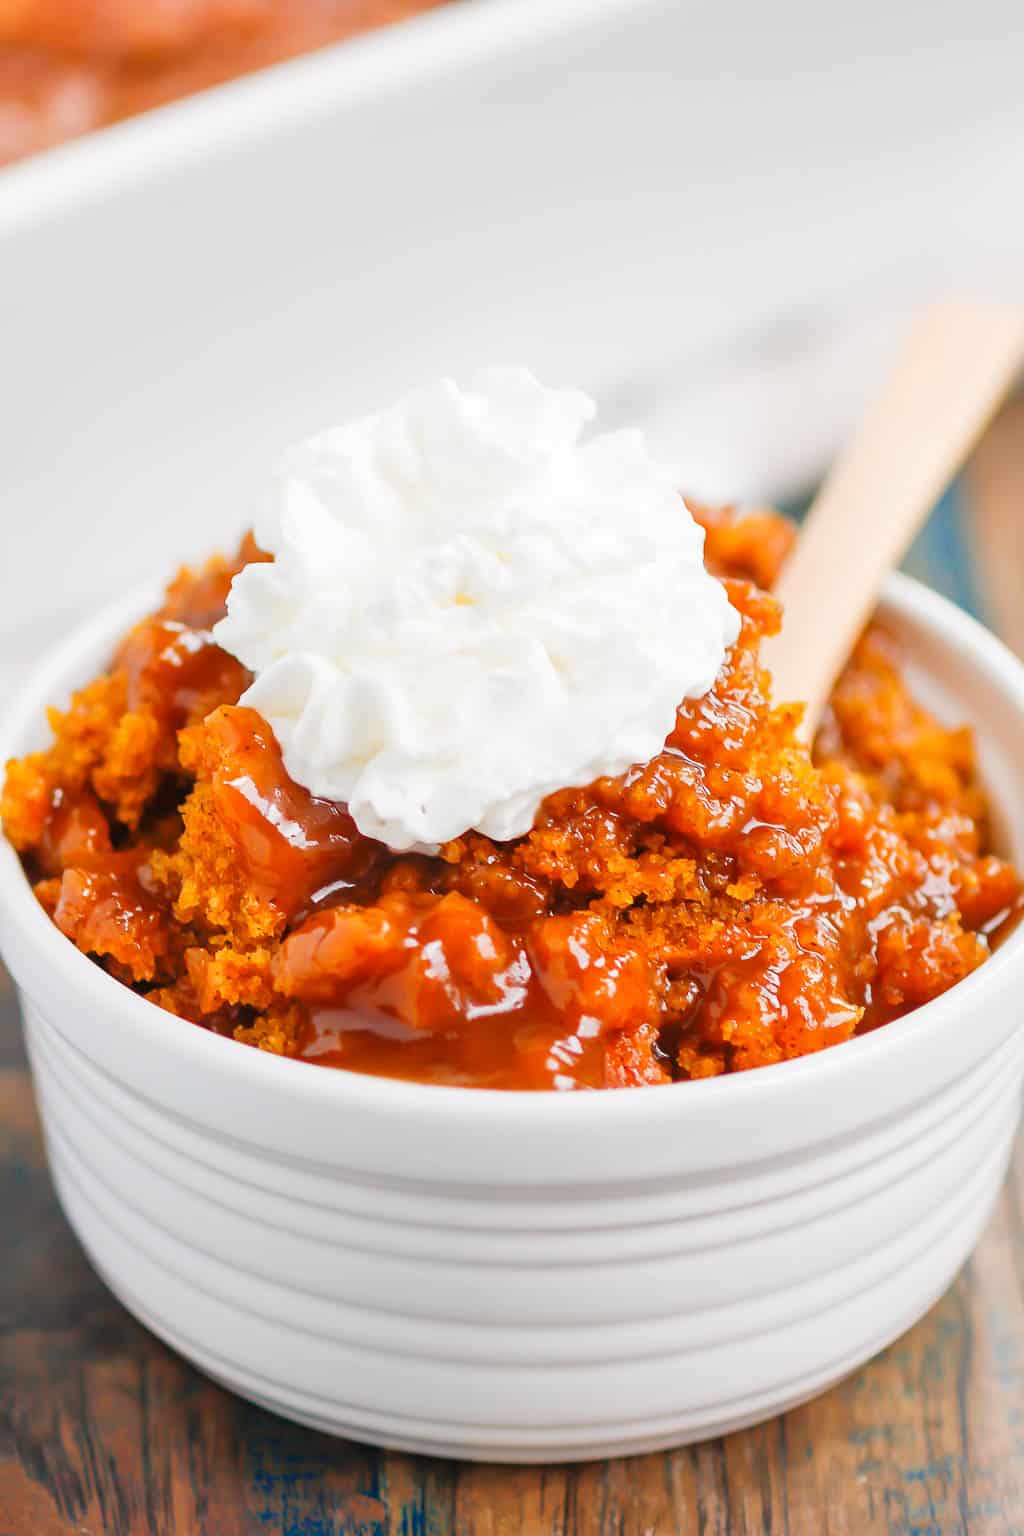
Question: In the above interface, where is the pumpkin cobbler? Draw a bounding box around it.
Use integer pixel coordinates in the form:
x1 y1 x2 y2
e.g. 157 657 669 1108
2 508 1019 1088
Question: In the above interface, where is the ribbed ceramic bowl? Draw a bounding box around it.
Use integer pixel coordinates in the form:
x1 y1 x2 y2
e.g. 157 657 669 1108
2 573 1023 1462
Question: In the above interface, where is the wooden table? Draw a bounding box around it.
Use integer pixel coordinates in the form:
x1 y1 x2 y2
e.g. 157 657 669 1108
3 403 1024 1535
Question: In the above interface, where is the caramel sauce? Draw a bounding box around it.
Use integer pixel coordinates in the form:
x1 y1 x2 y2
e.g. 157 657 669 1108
278 895 644 1090
203 706 385 921
114 619 250 732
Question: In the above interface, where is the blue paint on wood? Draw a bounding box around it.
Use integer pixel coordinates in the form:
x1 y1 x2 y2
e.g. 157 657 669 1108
247 1425 388 1536
903 481 987 623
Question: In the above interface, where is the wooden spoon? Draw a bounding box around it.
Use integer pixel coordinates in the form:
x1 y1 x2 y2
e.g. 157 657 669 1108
760 300 1024 743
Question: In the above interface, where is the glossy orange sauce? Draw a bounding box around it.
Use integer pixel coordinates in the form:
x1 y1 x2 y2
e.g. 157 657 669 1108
200 704 384 919
3 507 1020 1089
0 0 451 165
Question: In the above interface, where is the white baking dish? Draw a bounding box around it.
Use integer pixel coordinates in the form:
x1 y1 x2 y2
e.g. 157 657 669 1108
2 0 1024 690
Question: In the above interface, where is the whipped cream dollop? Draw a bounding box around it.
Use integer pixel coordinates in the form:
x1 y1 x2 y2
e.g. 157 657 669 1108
214 368 739 852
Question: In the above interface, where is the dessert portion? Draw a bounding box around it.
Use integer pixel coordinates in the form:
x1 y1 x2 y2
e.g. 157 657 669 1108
2 378 1020 1090
1 0 450 166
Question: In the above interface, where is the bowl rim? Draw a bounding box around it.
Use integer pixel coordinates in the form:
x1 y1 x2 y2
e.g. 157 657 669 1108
2 570 1024 1127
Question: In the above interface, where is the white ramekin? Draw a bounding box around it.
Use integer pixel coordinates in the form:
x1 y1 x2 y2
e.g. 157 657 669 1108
2 574 1023 1462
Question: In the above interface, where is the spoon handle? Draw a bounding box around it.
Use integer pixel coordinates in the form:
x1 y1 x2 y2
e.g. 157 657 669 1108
761 300 1024 741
